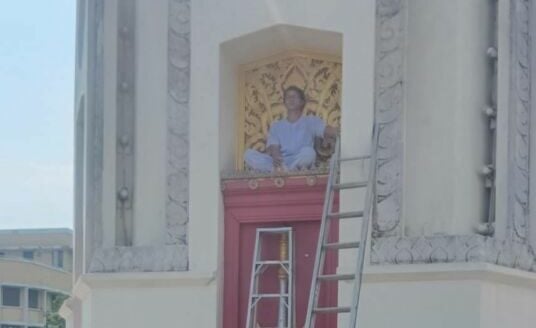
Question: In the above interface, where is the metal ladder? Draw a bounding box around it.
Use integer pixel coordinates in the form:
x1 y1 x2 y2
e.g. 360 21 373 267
246 227 294 328
304 126 378 328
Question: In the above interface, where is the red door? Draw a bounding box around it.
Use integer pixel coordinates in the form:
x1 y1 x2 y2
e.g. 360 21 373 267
223 177 338 328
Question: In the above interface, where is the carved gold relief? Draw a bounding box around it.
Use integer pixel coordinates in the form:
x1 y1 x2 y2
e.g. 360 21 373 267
237 51 342 169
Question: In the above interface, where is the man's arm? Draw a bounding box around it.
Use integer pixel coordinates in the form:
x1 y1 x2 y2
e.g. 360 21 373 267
321 125 339 147
324 125 339 140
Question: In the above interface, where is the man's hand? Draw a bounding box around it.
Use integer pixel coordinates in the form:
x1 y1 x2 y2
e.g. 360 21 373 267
267 145 284 169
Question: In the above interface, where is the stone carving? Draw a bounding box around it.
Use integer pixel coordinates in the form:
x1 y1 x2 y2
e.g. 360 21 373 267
372 235 536 271
238 54 342 169
166 0 190 248
508 0 531 243
89 245 188 272
373 0 405 237
115 0 136 247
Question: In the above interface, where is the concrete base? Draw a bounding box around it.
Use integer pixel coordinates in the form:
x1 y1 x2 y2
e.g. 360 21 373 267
61 263 536 328
61 272 218 328
359 263 536 328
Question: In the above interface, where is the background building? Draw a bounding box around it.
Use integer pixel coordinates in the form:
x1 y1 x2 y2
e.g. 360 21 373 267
64 0 536 327
0 229 72 328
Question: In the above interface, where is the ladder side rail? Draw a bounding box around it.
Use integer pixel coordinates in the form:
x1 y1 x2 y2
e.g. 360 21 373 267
304 137 341 328
348 124 380 328
288 229 294 328
246 229 262 328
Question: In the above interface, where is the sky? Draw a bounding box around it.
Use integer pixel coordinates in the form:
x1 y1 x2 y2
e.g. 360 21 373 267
0 2 75 229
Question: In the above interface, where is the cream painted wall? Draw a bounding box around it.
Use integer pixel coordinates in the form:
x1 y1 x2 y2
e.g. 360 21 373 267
132 0 169 247
101 0 118 249
0 260 71 292
90 285 217 327
360 264 536 328
404 0 492 236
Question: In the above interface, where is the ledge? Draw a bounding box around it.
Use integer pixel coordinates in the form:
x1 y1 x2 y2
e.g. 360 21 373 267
72 270 216 300
220 168 328 180
361 262 536 289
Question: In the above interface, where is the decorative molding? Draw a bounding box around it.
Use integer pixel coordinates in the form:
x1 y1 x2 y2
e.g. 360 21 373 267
507 0 531 243
371 235 536 271
115 0 136 247
166 0 190 249
85 0 105 264
88 245 188 273
373 0 406 237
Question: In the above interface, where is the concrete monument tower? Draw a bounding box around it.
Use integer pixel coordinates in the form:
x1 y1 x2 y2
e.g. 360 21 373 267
62 0 536 327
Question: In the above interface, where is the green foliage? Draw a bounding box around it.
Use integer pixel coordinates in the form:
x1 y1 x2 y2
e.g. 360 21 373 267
45 293 68 328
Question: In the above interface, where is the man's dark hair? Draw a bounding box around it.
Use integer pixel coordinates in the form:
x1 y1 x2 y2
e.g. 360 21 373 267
283 85 306 102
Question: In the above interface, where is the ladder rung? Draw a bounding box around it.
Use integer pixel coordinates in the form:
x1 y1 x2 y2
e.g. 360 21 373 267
333 181 368 190
252 293 289 298
318 274 355 281
339 155 370 162
314 306 351 314
323 241 360 250
328 211 363 219
255 260 289 265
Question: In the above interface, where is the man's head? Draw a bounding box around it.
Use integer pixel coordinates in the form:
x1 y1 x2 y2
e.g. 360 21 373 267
283 86 306 113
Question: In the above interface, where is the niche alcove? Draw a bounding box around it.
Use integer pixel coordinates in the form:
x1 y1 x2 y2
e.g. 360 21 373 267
220 25 343 328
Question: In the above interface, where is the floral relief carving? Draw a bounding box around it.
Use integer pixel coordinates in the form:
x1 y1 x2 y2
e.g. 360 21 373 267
373 0 405 237
239 54 342 169
166 0 190 248
508 0 531 243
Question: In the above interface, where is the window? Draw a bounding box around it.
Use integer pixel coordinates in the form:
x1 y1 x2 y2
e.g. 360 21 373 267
0 251 5 257
28 289 39 309
52 249 64 268
1 325 23 328
2 286 21 306
22 250 34 260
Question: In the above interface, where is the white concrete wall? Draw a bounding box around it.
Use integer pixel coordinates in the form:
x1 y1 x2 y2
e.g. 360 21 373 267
404 0 492 236
360 264 536 328
66 272 216 328
132 0 169 246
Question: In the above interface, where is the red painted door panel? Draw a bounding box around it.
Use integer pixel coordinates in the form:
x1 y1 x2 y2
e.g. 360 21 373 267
223 177 338 328
238 221 337 328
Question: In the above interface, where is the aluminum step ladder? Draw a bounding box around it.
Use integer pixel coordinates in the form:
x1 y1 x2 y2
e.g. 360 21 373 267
246 227 294 328
304 126 378 328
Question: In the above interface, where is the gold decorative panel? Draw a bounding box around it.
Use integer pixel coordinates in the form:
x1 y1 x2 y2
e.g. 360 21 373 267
237 51 342 169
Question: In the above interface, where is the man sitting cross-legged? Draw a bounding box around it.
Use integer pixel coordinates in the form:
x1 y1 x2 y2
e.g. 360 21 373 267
244 86 338 172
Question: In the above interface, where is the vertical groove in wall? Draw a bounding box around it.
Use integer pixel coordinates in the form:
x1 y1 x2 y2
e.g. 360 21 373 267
115 0 136 247
373 0 406 237
166 0 190 248
83 0 105 271
508 0 531 244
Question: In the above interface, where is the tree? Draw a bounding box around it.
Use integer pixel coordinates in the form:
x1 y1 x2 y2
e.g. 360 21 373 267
45 293 68 328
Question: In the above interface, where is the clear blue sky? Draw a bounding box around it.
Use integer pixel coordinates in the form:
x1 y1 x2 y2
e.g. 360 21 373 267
0 2 75 229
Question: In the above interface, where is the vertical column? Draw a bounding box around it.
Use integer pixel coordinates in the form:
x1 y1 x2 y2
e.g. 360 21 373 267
115 0 137 247
166 0 190 246
22 287 28 325
83 0 105 271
